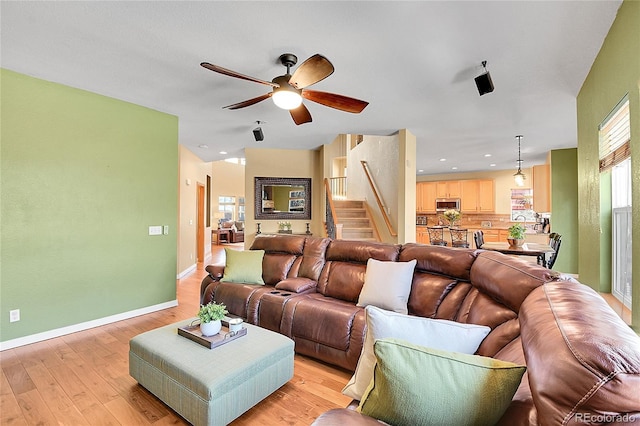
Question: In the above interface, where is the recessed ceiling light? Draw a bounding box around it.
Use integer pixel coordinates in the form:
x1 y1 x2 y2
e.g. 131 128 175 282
219 151 227 155
439 158 446 162
484 154 492 157
418 169 424 173
198 144 209 149
451 167 458 170
490 163 496 167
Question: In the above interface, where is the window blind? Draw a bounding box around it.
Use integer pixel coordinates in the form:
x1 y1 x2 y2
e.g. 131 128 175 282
599 96 630 172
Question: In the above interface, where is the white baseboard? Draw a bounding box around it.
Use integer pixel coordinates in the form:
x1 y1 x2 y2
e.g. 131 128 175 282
177 263 197 279
0 300 178 351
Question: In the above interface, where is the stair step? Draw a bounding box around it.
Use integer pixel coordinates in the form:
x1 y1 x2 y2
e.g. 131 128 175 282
338 218 371 227
336 209 367 218
342 228 374 238
333 200 365 209
332 198 378 242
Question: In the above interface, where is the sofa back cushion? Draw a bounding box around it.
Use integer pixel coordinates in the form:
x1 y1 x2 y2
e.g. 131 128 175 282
400 246 556 358
318 240 400 302
520 281 640 424
250 235 306 285
298 237 331 281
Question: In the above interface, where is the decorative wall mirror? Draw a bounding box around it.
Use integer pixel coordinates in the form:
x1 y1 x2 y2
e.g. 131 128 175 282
254 177 311 220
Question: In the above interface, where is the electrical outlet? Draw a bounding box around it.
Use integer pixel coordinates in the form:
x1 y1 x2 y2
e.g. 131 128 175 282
10 309 20 322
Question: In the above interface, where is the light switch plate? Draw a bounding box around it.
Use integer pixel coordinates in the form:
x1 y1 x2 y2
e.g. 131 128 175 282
163 225 169 235
149 226 162 236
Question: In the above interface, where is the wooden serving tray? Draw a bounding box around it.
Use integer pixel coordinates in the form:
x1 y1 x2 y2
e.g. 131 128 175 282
177 322 247 349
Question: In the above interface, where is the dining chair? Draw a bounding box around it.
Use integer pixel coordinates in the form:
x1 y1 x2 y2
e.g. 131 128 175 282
473 230 484 249
450 228 470 248
547 234 562 269
427 227 448 246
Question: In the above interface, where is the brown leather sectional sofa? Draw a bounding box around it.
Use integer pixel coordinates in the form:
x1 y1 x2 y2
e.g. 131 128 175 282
200 234 640 425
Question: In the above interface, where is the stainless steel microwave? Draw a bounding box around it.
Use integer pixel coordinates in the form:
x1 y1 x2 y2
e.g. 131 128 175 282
435 198 460 212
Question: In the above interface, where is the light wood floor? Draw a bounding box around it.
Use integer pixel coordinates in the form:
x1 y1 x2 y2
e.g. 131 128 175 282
0 244 352 425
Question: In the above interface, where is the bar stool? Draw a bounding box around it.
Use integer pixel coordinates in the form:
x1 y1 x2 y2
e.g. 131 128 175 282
427 226 448 246
450 228 470 248
473 230 485 249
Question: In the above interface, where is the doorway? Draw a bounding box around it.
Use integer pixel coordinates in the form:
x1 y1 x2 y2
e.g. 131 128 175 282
197 183 205 262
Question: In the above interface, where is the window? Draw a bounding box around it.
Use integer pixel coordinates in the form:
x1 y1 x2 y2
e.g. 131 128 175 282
224 157 246 165
238 197 245 221
599 96 630 173
218 196 236 220
612 158 632 208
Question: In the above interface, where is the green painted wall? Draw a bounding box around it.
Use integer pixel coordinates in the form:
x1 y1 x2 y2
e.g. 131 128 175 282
1 69 178 342
550 149 579 274
576 0 639 330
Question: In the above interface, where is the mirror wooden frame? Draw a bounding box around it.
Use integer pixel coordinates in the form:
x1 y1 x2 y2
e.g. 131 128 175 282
254 177 312 220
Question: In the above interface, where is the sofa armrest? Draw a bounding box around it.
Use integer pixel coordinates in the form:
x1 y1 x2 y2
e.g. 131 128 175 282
275 277 317 293
520 281 640 423
205 264 225 279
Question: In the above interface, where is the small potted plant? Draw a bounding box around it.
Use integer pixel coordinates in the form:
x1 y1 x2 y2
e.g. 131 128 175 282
507 223 526 247
197 302 228 336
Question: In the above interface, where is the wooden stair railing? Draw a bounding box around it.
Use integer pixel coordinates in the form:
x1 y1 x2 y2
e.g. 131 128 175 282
324 178 343 239
360 160 397 237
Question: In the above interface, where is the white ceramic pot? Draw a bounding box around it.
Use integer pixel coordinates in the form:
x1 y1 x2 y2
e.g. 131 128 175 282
200 319 222 336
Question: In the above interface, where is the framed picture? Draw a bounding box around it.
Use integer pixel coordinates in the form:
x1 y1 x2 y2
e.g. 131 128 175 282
289 190 305 198
288 198 305 212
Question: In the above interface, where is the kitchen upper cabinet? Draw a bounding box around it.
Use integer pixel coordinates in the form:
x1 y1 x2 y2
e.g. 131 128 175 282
532 164 550 213
461 179 495 213
436 180 461 198
416 182 437 213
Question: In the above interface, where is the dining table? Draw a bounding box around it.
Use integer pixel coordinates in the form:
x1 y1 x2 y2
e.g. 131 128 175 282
480 242 555 267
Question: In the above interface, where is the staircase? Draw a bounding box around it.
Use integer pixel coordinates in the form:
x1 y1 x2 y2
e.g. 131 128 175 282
333 200 379 241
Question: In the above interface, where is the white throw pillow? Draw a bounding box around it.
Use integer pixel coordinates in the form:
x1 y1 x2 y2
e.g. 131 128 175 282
342 305 491 401
357 258 417 314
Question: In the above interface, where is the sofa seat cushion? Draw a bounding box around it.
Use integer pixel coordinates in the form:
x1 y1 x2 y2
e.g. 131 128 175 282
358 338 526 426
291 296 363 351
212 282 273 321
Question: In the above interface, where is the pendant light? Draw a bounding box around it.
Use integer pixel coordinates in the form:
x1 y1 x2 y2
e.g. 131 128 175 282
513 135 526 187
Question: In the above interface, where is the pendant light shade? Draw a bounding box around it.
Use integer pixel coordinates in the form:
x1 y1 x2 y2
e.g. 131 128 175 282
514 135 526 187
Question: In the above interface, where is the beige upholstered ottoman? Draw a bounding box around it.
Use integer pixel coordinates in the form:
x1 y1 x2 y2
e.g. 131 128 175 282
129 319 294 426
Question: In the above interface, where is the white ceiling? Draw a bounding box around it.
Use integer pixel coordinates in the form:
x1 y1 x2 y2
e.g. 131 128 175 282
1 1 621 175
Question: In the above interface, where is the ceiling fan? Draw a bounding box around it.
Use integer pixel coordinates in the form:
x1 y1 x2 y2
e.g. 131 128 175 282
200 53 369 125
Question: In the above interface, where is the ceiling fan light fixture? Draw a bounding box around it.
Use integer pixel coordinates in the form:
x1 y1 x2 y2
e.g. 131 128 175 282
513 135 526 187
272 87 302 110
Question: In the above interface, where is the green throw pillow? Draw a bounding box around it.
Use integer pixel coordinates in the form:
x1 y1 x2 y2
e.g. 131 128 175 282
358 338 526 426
220 249 265 285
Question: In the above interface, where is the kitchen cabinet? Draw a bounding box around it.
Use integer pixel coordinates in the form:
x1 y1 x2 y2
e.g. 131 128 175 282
477 229 510 243
436 180 461 198
481 229 501 243
532 164 550 213
416 182 437 213
416 227 430 244
461 179 495 213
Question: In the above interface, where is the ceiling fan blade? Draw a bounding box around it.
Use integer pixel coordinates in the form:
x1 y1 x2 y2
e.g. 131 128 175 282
201 62 278 88
302 90 369 113
223 93 272 110
289 54 335 89
290 103 312 125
